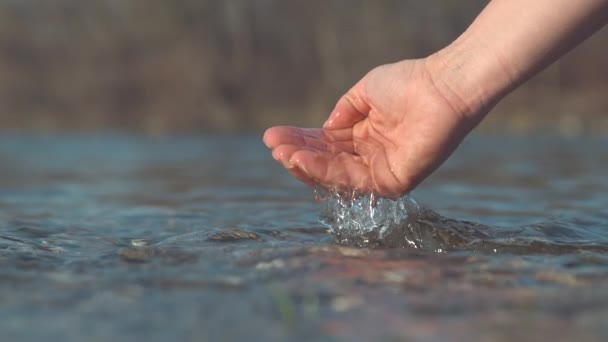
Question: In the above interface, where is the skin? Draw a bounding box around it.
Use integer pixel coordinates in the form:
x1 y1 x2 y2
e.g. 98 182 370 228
264 0 608 198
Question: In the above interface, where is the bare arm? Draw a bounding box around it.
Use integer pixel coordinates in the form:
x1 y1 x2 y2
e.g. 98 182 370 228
428 0 608 122
265 0 608 197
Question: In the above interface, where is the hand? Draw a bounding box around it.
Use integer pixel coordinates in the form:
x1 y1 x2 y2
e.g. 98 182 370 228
263 59 485 198
264 0 608 198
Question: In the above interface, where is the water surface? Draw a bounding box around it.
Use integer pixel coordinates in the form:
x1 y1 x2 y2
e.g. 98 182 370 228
0 134 607 341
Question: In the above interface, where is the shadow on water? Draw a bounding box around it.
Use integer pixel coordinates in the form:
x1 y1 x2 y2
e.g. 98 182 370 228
1 135 608 341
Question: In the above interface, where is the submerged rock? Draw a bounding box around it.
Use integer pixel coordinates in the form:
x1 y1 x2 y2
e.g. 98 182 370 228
207 228 260 242
118 247 198 264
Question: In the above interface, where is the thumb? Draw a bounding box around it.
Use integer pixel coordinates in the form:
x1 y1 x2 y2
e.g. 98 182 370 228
323 82 370 129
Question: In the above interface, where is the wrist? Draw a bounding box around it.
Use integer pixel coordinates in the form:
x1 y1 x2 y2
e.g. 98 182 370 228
424 35 516 123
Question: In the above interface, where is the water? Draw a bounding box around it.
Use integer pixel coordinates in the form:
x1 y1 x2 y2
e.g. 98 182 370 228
318 189 426 248
1 134 607 341
319 188 608 254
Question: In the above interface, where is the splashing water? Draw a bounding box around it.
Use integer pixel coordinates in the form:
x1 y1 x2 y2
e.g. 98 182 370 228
316 186 608 253
316 187 422 248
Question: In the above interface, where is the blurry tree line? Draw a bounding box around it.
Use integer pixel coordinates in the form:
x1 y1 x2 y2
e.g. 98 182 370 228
0 0 606 135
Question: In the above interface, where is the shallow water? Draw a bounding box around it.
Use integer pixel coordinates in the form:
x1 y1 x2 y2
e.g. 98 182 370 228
1 134 607 341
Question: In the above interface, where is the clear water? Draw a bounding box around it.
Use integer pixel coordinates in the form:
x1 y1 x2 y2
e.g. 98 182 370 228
1 134 607 341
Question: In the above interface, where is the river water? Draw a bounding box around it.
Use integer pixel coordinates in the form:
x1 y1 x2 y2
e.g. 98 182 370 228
0 134 607 341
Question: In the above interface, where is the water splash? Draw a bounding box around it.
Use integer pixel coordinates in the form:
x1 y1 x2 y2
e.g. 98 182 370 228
316 187 422 248
316 187 608 253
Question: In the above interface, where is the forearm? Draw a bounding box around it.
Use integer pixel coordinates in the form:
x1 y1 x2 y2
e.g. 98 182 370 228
427 0 608 120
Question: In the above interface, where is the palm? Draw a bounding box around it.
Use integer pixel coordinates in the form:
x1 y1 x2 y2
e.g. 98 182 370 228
264 60 475 197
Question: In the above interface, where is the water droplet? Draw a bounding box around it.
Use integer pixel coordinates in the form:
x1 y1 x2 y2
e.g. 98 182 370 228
313 186 330 202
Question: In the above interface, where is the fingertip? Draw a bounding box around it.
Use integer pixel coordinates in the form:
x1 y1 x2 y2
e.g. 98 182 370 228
289 150 310 172
270 146 281 161
271 145 293 167
322 108 342 130
264 126 294 149
272 147 318 188
263 127 278 148
323 94 369 130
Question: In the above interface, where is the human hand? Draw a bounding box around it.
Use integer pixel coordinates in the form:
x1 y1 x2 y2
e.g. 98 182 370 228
263 59 487 198
264 0 608 198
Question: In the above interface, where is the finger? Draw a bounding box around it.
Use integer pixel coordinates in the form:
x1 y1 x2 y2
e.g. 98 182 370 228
289 149 406 197
290 150 372 192
264 126 293 149
268 126 354 142
322 128 354 142
264 126 322 148
323 82 370 130
271 144 303 169
270 144 318 187
265 127 356 153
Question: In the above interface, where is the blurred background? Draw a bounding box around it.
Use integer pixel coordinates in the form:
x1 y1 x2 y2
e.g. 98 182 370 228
0 0 606 136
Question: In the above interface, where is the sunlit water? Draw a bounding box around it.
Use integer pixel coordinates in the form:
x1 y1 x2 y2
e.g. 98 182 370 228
1 134 608 341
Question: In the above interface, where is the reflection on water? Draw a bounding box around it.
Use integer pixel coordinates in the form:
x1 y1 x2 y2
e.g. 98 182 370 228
1 134 608 341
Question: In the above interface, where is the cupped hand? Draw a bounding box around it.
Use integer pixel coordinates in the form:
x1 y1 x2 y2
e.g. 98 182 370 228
263 59 484 198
